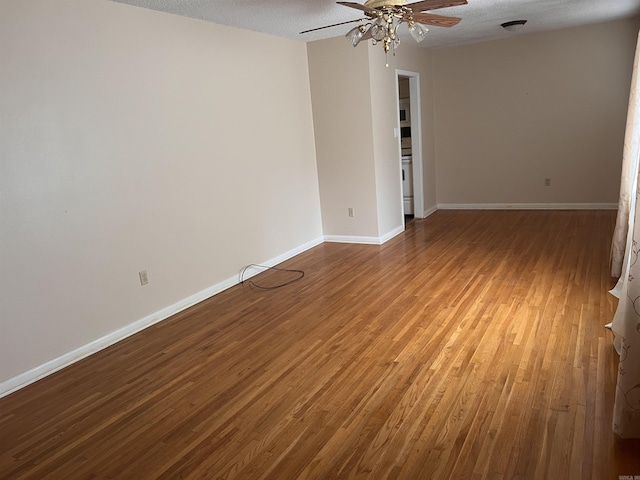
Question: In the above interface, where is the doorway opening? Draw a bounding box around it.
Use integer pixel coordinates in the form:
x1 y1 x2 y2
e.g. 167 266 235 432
396 71 424 227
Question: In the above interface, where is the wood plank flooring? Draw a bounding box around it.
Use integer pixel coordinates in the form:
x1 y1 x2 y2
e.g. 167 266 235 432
1 210 638 479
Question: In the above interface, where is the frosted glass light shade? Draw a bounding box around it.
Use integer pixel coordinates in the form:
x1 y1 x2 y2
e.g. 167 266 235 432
345 25 366 46
408 22 428 43
370 17 387 41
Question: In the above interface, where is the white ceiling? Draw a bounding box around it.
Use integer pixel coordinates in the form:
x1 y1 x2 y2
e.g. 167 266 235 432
110 0 640 49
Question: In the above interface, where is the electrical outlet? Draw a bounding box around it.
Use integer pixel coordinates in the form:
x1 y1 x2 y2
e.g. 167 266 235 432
139 270 149 286
544 178 551 187
348 207 355 217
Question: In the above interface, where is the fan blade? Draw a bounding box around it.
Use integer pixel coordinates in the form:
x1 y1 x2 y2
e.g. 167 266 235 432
300 18 362 34
406 0 467 12
337 2 377 14
412 12 461 27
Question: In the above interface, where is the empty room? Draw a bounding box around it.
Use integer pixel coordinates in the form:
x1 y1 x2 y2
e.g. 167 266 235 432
2 0 640 478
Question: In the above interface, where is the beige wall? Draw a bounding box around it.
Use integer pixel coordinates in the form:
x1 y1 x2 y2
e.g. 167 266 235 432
368 44 404 237
309 17 638 220
433 17 640 206
308 39 440 239
307 39 411 241
0 0 322 385
307 37 380 239
399 78 410 99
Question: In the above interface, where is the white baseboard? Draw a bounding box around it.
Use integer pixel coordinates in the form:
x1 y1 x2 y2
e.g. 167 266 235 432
324 234 382 245
379 225 404 244
253 236 325 271
422 205 438 217
0 236 324 399
324 225 405 245
437 203 618 210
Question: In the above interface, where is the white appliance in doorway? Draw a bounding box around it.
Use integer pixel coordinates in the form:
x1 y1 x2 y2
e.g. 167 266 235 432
402 155 413 215
399 93 413 215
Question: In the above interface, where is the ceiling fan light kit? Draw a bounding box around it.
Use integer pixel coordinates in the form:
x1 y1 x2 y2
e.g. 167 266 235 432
346 25 367 45
301 0 467 67
408 21 429 42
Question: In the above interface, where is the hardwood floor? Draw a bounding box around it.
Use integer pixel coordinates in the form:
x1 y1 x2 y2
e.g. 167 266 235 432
1 210 637 479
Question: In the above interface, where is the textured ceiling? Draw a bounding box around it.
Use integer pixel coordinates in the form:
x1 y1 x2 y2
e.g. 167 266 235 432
110 0 640 49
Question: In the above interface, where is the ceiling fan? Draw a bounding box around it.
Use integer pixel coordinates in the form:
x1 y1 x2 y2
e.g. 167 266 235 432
301 0 467 64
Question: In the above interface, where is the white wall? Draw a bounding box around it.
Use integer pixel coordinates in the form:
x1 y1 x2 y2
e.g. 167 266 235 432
433 17 640 206
0 0 322 389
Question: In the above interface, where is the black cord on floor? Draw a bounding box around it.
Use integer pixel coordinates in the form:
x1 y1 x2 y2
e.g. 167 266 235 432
240 264 304 290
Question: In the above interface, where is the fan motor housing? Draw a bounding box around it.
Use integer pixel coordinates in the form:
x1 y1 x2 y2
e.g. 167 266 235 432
364 0 408 9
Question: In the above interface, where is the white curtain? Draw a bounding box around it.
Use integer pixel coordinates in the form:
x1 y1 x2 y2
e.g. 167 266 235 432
610 31 640 439
611 32 640 280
